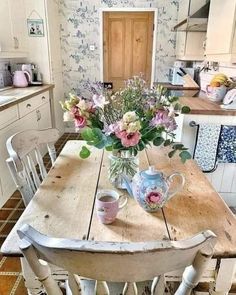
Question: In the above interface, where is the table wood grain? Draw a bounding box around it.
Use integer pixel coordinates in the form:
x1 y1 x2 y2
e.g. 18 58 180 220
1 141 236 259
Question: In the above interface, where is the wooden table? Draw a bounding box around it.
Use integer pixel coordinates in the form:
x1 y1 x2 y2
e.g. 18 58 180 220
1 141 236 293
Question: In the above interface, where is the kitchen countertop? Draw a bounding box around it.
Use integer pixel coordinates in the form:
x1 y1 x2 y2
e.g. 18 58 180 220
0 84 54 111
180 92 236 116
156 82 200 90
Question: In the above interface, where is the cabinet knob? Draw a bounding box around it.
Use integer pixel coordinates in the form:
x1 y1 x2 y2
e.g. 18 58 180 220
26 103 31 108
42 96 46 100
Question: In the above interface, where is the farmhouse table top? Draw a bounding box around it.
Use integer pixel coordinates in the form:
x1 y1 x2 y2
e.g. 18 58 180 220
1 140 236 258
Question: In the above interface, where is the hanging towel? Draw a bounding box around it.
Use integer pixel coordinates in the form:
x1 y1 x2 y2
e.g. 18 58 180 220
193 124 221 172
217 125 236 163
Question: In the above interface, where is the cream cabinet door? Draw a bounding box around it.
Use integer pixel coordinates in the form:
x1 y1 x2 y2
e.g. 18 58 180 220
37 102 52 130
0 0 14 52
206 0 236 55
8 0 28 53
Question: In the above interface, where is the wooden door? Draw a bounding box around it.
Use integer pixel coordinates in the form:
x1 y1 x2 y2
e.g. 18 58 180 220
103 12 154 90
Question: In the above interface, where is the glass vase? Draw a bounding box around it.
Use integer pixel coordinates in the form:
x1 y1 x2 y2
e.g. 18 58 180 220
108 150 139 189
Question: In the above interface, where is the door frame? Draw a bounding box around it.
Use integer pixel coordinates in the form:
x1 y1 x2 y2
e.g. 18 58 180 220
99 7 158 87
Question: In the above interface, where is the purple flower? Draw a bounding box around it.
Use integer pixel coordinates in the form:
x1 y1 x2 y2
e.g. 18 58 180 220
150 110 177 131
103 123 119 135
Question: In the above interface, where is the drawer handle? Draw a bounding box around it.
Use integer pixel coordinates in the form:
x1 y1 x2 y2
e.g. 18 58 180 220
42 96 46 100
26 103 31 108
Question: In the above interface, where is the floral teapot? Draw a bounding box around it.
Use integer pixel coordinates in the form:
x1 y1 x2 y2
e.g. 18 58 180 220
122 166 185 212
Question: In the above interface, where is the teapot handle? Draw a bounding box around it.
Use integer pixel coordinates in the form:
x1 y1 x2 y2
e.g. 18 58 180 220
166 172 185 200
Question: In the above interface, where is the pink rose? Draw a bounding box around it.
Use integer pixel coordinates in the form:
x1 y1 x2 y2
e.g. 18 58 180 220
146 191 162 204
71 106 79 114
74 116 87 128
115 130 141 147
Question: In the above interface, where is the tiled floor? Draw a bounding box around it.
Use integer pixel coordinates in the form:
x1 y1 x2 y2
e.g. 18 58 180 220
0 133 80 295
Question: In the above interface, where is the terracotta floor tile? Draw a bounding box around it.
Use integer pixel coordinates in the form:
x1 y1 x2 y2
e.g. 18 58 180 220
0 237 6 246
17 201 25 209
0 210 12 221
10 191 22 199
1 222 16 235
2 199 21 209
14 276 28 295
8 210 23 221
0 275 18 294
0 257 21 272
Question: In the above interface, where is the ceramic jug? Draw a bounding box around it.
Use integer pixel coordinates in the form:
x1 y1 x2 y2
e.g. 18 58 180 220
206 85 227 102
123 166 185 212
13 71 30 87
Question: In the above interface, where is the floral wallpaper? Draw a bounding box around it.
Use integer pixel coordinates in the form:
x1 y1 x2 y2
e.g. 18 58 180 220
59 0 179 96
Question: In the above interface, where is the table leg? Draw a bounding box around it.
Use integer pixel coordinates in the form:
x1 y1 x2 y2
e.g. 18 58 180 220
210 259 236 295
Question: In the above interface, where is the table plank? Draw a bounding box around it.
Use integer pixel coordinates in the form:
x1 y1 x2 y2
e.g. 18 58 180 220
88 150 170 242
1 141 103 256
146 147 236 258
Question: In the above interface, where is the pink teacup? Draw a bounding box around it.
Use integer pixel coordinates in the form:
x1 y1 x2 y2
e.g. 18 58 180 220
96 189 127 224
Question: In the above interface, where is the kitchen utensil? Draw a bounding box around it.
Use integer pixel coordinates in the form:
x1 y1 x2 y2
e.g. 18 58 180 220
206 85 227 102
22 64 43 85
122 166 185 212
13 71 30 87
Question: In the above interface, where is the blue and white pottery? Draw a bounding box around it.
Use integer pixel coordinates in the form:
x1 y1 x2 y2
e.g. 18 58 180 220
123 166 185 212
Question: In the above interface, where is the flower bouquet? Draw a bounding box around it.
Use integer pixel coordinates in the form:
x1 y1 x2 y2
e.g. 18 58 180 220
60 76 191 187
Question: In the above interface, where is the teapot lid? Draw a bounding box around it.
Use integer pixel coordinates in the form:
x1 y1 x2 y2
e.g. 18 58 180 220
142 166 163 179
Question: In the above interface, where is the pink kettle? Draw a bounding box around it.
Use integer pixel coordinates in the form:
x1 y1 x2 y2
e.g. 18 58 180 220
13 71 30 87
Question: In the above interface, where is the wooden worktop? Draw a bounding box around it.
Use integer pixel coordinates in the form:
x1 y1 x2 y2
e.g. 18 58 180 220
180 94 236 116
156 82 200 90
0 84 54 111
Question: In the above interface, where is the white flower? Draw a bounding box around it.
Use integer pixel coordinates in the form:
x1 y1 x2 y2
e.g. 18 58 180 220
92 94 109 108
77 100 90 111
123 111 138 123
63 111 74 122
119 121 129 131
127 121 141 133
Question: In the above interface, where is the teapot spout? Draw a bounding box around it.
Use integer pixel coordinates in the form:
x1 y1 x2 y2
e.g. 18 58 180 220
121 174 133 197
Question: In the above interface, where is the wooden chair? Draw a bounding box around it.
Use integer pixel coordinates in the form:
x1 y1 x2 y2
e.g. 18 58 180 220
6 128 60 206
17 224 217 295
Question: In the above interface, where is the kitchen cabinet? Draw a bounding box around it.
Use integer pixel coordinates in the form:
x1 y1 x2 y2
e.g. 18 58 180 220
205 0 236 62
176 31 206 60
0 0 28 58
175 0 207 61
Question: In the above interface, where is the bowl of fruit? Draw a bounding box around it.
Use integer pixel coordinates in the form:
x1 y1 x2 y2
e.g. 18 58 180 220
206 73 230 102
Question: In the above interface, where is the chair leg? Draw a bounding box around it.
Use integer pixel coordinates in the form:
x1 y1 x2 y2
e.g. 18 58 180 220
66 273 81 295
151 276 165 295
175 249 213 295
123 282 138 295
95 281 110 295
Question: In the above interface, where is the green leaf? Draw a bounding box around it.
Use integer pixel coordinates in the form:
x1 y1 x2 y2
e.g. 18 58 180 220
168 149 177 158
153 137 165 146
79 146 91 159
168 96 179 103
181 106 191 114
164 139 172 146
173 143 184 150
81 128 94 142
179 151 192 163
105 145 113 151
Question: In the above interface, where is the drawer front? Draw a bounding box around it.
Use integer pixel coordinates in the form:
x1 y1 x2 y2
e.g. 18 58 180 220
18 91 50 118
0 105 19 129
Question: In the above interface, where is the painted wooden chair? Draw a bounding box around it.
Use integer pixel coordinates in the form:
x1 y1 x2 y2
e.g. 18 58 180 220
17 224 216 295
6 128 60 206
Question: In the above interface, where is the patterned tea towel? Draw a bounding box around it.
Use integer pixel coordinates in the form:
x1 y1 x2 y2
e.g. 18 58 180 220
193 124 221 172
217 125 236 163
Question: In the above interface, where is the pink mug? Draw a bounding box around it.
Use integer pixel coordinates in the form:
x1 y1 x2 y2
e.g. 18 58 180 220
96 189 127 224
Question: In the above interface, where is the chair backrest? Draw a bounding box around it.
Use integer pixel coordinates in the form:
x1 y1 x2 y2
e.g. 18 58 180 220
17 224 216 295
6 129 60 206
